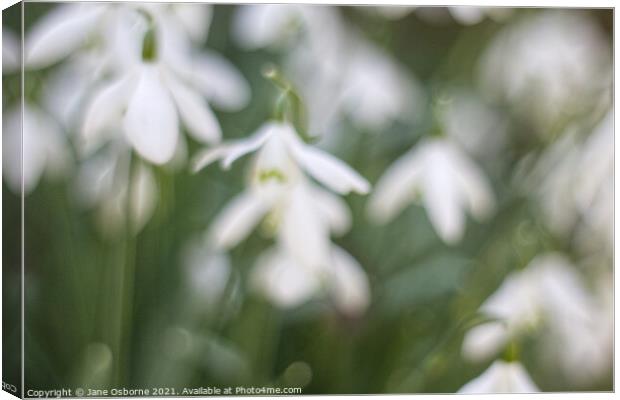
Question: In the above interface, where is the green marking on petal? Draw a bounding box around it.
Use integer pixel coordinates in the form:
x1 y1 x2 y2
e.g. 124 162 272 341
258 169 287 183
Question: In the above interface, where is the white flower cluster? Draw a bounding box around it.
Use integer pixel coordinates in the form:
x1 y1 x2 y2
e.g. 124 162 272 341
452 9 612 393
2 5 612 393
194 120 371 315
6 3 249 234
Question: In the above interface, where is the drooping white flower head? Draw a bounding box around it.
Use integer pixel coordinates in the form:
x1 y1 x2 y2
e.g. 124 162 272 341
457 360 539 393
195 119 370 313
3 104 70 195
251 243 370 315
462 253 608 385
368 137 495 244
478 10 611 130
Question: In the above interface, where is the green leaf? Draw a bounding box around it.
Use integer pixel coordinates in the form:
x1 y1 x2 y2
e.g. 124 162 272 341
379 254 471 314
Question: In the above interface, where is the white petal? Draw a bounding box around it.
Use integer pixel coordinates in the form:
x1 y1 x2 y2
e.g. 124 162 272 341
310 185 351 235
461 322 509 362
165 71 221 144
367 148 424 223
80 73 134 156
329 246 370 315
165 132 188 172
210 191 268 249
506 363 540 393
130 163 157 233
191 146 227 172
25 4 104 69
279 183 331 272
22 104 67 193
288 133 370 195
251 247 320 308
191 51 251 111
481 270 540 327
43 57 94 129
449 145 495 221
104 6 145 70
422 154 464 244
123 65 179 165
173 4 212 43
220 123 274 169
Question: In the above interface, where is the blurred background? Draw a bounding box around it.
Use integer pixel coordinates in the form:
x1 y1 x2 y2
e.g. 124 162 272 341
2 3 613 394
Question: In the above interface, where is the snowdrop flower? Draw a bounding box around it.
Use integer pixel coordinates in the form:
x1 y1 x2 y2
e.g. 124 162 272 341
462 253 605 382
251 243 370 315
195 119 370 312
368 137 494 244
3 104 70 195
457 360 539 393
478 11 611 130
79 5 248 165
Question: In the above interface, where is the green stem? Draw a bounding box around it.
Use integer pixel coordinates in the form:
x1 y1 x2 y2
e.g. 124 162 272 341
116 154 138 385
